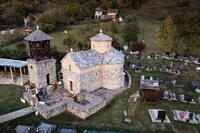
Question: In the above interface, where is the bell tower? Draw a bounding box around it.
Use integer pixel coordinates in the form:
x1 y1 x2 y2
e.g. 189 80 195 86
24 26 57 88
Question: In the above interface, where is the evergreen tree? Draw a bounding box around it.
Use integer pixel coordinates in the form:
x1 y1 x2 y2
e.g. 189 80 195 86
156 15 176 52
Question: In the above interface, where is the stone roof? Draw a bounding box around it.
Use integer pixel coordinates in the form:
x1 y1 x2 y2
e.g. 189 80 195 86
24 29 52 42
69 47 124 69
89 32 112 41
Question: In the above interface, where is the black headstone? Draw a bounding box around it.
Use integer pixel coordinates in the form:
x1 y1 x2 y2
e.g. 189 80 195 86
157 111 166 122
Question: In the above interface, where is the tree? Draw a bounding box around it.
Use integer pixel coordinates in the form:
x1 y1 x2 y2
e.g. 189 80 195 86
122 16 139 46
156 11 200 56
62 33 77 49
156 15 176 52
36 10 56 32
175 11 200 56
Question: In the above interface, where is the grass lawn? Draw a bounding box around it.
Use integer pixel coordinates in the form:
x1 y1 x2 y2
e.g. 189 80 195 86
0 70 199 133
1 20 160 54
0 85 28 115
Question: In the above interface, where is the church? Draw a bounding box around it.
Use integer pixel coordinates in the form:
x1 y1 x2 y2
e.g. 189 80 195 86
61 30 125 94
23 27 129 119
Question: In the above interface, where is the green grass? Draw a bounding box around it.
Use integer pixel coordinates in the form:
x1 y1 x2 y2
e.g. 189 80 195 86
1 70 199 133
0 85 28 115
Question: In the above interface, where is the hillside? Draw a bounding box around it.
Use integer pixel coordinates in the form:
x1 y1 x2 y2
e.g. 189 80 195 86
124 0 200 20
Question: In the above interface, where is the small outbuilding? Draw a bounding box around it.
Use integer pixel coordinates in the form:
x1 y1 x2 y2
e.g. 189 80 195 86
0 58 27 85
15 125 31 133
58 128 77 133
36 122 56 133
139 75 160 102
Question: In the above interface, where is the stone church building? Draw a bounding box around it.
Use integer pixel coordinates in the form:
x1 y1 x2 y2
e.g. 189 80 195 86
61 30 125 94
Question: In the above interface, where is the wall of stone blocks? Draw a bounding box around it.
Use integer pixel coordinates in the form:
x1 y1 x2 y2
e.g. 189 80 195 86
80 68 102 92
101 64 125 89
27 59 57 88
91 40 112 53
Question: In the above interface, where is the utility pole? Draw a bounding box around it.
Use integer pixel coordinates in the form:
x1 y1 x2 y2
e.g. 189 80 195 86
142 20 145 43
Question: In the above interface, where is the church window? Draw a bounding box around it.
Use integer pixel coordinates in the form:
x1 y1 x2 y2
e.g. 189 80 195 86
69 65 71 71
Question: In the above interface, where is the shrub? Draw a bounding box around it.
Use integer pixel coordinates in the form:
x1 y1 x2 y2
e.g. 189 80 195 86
130 42 146 52
15 42 26 50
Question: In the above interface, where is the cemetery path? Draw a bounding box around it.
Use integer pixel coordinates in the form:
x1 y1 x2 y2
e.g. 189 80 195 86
0 106 35 124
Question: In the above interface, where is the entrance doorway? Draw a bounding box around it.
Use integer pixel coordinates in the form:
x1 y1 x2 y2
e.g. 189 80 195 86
69 80 73 91
46 74 50 85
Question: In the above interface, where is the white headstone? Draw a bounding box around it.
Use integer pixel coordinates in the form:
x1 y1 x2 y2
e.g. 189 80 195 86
119 17 123 22
70 48 73 53
123 45 128 51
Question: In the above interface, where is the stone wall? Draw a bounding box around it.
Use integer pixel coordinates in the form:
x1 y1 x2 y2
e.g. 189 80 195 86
67 101 106 119
91 40 112 53
62 63 125 94
61 54 80 94
102 64 125 90
80 68 102 92
27 59 57 88
36 100 68 119
62 68 80 94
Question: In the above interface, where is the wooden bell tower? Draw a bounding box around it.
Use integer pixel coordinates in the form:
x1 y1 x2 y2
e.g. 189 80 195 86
24 26 57 88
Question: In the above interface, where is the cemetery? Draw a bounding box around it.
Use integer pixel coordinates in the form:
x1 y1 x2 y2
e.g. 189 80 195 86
0 1 199 132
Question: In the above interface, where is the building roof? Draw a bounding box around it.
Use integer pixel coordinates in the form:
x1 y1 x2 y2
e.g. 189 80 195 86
140 75 159 90
90 31 112 41
24 28 52 42
83 130 127 133
69 47 124 69
107 9 118 14
96 7 102 11
0 58 27 68
59 128 77 133
15 125 31 133
37 123 55 131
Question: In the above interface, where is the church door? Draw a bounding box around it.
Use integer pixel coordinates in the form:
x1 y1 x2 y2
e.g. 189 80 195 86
46 74 50 85
69 80 73 91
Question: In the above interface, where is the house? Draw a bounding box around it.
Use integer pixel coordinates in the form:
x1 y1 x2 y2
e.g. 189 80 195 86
95 7 103 18
61 30 125 94
23 16 32 35
106 9 118 21
95 7 119 22
139 75 160 102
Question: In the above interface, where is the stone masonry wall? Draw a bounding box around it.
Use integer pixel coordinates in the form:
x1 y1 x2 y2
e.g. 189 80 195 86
27 59 57 88
80 68 102 92
102 64 125 89
91 40 112 53
62 68 80 94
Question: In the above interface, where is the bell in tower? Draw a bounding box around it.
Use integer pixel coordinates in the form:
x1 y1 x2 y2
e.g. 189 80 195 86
24 26 57 88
